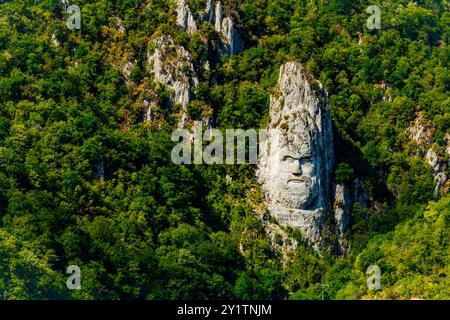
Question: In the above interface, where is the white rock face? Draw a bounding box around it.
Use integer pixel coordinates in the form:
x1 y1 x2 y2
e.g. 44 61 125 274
333 184 352 236
201 0 215 22
176 0 197 35
175 0 243 56
143 100 156 122
426 148 448 196
147 35 199 125
213 1 242 56
219 16 242 56
214 1 223 31
427 149 440 173
334 178 368 242
408 113 449 196
257 62 334 248
408 112 435 149
122 61 133 82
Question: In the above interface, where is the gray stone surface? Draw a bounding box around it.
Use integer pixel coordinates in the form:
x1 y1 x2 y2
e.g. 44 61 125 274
258 62 334 248
175 0 243 56
176 0 197 35
333 183 352 236
213 1 243 56
147 35 199 126
408 113 450 196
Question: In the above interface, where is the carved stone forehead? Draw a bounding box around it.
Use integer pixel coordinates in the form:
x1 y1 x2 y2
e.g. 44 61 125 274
279 130 314 156
276 112 317 152
269 62 325 133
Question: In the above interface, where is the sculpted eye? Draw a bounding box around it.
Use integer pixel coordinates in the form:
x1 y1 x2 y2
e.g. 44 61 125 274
282 156 295 162
300 156 313 163
301 160 314 176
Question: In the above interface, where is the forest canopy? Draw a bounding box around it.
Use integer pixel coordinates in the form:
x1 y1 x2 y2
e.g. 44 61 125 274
0 0 448 300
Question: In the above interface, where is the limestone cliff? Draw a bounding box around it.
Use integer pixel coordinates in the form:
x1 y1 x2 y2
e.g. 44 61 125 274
333 178 367 250
211 1 243 56
408 112 450 196
176 0 243 56
176 0 197 35
147 35 199 125
257 62 336 250
333 184 352 237
147 1 243 126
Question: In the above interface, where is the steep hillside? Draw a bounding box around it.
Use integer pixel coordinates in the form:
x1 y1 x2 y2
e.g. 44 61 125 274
0 0 448 300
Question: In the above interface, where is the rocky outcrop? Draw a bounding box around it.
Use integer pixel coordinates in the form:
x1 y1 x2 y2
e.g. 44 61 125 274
152 0 242 126
143 99 157 123
257 62 335 250
155 1 242 125
147 35 199 125
426 147 449 196
212 1 243 55
264 219 298 265
333 179 368 246
333 184 352 237
201 0 215 22
176 0 197 35
408 112 435 150
175 0 243 56
408 112 450 196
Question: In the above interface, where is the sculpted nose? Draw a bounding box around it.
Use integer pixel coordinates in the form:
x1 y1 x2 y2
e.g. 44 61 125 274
292 160 302 175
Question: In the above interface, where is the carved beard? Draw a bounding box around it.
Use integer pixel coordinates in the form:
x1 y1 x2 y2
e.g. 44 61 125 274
273 176 318 210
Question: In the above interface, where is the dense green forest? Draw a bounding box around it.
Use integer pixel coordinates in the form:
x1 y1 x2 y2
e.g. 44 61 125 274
0 0 448 299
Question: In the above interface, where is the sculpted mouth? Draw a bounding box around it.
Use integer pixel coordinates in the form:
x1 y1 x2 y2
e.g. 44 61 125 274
287 178 305 184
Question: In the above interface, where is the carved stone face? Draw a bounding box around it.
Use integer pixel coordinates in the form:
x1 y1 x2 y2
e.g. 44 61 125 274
274 150 317 209
257 62 333 214
261 125 321 211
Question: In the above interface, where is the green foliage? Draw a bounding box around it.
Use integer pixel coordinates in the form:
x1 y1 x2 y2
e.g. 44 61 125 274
335 163 354 185
350 195 450 300
0 0 447 300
